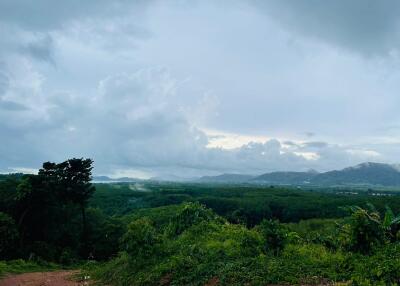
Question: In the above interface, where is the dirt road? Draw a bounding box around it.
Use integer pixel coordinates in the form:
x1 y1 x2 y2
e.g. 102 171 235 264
0 270 89 286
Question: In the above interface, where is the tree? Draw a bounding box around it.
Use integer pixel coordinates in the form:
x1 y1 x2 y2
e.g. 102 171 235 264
0 212 19 259
86 208 124 260
39 158 95 255
15 174 60 250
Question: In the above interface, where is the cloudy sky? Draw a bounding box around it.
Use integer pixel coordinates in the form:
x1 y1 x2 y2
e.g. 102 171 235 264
2 0 400 178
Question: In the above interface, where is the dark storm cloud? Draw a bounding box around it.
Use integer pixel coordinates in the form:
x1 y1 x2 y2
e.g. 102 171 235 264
21 35 55 64
253 0 400 55
0 100 28 111
0 0 150 31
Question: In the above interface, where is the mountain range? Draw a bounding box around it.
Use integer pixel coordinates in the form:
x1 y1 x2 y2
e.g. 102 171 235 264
92 176 141 182
196 162 400 187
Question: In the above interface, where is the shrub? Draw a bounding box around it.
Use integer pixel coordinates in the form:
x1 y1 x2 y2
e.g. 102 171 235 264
121 217 160 260
341 205 384 254
59 248 78 265
350 243 400 285
256 219 288 254
167 202 222 236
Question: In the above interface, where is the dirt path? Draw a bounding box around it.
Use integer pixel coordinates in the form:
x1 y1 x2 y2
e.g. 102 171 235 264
0 270 89 286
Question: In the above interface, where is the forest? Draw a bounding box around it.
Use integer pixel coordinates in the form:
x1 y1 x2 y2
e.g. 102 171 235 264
1 159 400 285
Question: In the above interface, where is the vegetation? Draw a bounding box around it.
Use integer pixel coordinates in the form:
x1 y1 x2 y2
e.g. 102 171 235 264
0 259 58 277
89 202 400 285
2 159 400 284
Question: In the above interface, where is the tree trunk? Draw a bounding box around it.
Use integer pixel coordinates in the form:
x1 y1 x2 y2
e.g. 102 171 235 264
81 205 88 257
17 207 31 249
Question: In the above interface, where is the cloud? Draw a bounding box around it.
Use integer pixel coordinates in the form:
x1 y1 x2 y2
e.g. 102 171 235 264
1 1 400 177
0 68 9 96
252 0 400 56
21 34 55 64
0 0 151 31
302 142 329 149
0 100 28 111
0 63 379 176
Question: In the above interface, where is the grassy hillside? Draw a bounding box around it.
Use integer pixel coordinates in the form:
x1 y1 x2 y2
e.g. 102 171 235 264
89 202 400 285
2 172 400 285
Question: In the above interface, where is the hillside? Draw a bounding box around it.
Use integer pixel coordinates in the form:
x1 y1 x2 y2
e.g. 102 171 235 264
197 173 255 183
252 171 318 185
199 162 400 187
311 162 400 186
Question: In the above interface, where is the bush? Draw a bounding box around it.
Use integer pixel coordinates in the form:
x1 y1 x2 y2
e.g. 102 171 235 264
59 248 78 265
167 202 222 236
121 217 160 260
350 243 400 285
340 206 384 254
256 219 289 254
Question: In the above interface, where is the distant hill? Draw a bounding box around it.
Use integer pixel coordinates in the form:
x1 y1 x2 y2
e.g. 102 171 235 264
252 171 318 185
149 174 196 182
0 173 24 181
92 176 140 182
311 162 400 186
196 162 400 187
197 173 255 183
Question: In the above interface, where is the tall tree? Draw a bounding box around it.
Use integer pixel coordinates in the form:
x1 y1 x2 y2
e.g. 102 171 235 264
39 158 95 255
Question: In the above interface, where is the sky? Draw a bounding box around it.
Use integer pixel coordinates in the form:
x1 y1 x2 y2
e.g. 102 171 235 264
1 0 400 178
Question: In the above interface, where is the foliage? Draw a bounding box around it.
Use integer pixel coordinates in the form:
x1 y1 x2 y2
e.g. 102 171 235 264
3 171 400 284
121 217 160 259
86 208 125 261
89 201 400 285
89 181 400 225
341 204 384 253
166 202 222 236
382 206 400 242
339 204 400 254
349 243 400 285
0 259 58 277
0 158 97 263
255 219 288 254
0 212 19 259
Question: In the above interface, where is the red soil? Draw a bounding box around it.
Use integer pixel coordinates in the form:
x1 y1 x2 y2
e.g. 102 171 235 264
0 270 89 286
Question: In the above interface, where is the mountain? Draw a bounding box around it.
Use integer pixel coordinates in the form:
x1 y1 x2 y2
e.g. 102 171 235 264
150 175 196 182
92 176 141 182
197 173 255 183
252 171 318 185
311 162 400 186
198 162 400 187
253 162 400 186
93 162 400 186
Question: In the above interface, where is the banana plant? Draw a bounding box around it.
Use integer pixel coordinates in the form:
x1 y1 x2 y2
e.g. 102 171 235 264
382 206 400 241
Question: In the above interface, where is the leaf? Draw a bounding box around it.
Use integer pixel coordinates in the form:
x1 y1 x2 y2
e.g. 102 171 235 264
366 203 377 213
383 206 394 228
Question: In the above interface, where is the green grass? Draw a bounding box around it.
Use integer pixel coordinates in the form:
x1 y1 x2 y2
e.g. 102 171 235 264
0 259 59 277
